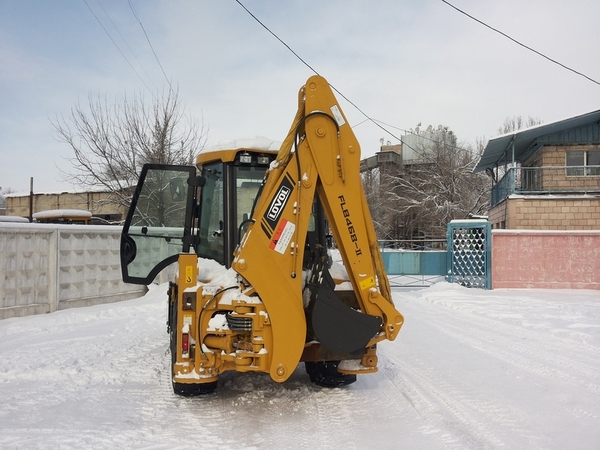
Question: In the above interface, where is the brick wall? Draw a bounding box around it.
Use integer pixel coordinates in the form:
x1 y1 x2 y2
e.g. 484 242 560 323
490 144 600 230
6 191 126 219
490 196 600 229
528 146 600 192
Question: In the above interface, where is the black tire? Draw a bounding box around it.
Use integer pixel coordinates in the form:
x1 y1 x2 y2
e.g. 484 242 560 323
172 379 218 396
169 301 217 396
305 361 357 387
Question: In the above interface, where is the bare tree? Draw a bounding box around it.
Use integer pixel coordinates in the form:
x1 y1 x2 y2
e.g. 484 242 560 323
362 164 403 242
497 115 542 135
394 141 488 239
52 88 206 210
363 126 489 244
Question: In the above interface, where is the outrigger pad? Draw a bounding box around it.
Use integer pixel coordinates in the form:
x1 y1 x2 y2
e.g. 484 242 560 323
310 269 382 354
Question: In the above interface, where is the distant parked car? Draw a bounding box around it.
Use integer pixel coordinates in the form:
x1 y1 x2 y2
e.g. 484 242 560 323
0 215 29 223
32 209 92 225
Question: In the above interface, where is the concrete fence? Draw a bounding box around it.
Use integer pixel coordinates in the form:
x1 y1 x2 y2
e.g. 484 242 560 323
3 223 598 320
0 223 147 319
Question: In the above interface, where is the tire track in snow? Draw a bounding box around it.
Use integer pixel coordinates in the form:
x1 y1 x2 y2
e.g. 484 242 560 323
415 298 600 397
211 368 365 450
379 349 517 449
384 290 600 447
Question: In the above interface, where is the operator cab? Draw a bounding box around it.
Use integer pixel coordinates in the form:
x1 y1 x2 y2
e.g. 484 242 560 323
120 146 277 285
197 151 274 266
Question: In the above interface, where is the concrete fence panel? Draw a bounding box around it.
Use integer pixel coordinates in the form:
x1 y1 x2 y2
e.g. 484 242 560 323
1 223 147 319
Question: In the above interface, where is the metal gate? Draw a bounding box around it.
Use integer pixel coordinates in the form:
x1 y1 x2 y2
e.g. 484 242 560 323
446 220 492 289
380 250 447 287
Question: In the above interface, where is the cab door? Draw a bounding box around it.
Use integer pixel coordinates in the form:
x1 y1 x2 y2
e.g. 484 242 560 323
120 164 197 284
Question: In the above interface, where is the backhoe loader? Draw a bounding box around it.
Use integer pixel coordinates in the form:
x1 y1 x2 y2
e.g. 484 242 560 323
120 75 404 395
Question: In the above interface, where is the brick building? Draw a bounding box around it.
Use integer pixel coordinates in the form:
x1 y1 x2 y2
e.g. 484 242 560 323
475 110 600 229
5 190 126 223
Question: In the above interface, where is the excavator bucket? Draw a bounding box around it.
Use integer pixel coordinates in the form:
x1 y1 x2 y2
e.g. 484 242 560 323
308 265 382 354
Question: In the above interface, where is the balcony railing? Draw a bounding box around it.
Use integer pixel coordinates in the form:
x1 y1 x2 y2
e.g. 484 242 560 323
491 166 600 208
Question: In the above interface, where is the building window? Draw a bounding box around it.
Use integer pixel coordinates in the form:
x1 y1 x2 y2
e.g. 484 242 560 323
566 150 600 176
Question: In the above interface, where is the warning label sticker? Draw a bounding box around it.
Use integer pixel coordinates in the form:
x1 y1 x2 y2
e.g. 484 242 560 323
330 104 346 127
269 219 295 254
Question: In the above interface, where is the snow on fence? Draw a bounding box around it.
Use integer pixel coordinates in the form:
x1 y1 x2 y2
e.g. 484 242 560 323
0 223 147 319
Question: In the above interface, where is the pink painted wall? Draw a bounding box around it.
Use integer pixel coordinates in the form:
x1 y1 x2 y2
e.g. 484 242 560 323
492 230 600 290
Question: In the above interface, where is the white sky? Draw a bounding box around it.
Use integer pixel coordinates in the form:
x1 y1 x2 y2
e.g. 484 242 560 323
1 0 600 193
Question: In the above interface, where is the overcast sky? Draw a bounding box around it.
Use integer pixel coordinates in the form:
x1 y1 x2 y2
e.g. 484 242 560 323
1 0 599 193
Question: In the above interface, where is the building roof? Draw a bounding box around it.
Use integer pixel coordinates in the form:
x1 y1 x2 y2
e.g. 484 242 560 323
474 109 600 172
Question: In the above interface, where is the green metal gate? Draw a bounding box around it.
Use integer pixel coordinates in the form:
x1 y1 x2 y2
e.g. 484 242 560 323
446 220 492 289
380 250 447 287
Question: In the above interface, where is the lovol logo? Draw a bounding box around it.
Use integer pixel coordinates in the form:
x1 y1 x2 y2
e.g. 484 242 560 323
264 175 294 229
267 186 291 221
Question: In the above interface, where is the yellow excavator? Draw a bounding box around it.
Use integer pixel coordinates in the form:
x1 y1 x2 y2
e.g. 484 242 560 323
120 76 404 395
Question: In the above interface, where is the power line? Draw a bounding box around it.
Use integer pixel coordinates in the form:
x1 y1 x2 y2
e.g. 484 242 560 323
234 0 477 151
233 0 320 76
233 0 403 143
127 0 172 88
236 0 600 152
95 0 158 91
441 0 600 86
83 0 153 94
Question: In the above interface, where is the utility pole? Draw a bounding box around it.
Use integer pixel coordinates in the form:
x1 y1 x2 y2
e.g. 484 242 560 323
29 177 33 222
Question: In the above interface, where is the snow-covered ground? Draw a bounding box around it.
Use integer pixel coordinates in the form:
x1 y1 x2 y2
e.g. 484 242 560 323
1 282 599 449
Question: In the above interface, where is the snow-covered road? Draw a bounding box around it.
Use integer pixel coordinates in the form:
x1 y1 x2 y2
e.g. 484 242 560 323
1 283 599 449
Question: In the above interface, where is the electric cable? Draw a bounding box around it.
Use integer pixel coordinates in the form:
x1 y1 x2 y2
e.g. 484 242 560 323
234 0 320 76
83 0 153 94
127 0 172 88
95 0 158 91
235 0 600 154
233 0 402 144
441 0 600 86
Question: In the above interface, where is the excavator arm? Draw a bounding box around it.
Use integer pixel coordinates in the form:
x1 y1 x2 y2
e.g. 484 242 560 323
232 75 404 382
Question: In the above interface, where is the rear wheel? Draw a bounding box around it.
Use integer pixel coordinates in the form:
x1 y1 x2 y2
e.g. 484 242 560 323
305 361 357 387
172 378 218 396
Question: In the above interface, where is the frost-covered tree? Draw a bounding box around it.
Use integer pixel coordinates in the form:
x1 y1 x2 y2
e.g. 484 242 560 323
52 88 206 210
0 187 15 210
362 162 404 242
363 126 489 243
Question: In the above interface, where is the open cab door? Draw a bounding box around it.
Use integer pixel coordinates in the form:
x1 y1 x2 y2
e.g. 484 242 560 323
120 164 198 285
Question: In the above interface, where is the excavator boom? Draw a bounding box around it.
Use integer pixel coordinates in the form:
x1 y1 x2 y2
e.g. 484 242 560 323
232 75 403 381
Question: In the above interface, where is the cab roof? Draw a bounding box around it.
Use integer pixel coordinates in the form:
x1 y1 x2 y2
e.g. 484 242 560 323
197 137 280 165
